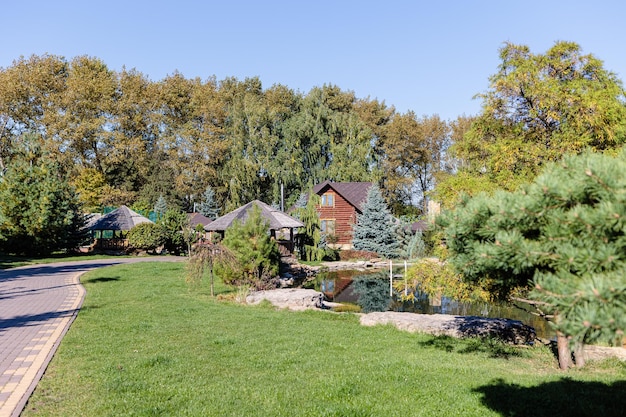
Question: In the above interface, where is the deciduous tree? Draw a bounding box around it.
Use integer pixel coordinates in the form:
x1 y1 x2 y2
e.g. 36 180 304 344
444 41 626 203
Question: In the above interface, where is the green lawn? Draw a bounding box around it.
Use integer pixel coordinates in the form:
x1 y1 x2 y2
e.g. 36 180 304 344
23 262 625 417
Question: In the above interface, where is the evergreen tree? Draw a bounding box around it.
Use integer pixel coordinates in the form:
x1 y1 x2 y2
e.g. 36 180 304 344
154 194 167 221
438 150 626 369
197 185 220 220
217 204 281 289
159 209 189 255
0 135 85 255
352 184 399 258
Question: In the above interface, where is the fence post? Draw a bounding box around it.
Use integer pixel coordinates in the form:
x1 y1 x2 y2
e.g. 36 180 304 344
389 259 393 297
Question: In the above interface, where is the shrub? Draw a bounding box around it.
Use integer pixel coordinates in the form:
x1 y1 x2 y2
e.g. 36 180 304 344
127 223 168 253
216 204 281 290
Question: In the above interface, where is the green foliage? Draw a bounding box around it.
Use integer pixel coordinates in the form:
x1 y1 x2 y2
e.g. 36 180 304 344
352 184 400 258
153 194 167 221
197 185 220 219
127 222 168 253
439 150 626 347
186 242 236 296
397 258 489 303
217 204 280 289
396 217 426 259
71 167 106 213
158 209 189 255
0 135 85 255
292 193 325 261
439 41 626 206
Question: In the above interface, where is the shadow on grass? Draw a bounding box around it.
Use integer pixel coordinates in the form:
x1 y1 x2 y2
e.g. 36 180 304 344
418 335 525 359
83 276 120 284
474 378 626 417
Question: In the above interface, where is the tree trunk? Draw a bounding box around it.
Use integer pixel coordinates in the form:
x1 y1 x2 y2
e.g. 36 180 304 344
574 342 585 368
557 331 572 370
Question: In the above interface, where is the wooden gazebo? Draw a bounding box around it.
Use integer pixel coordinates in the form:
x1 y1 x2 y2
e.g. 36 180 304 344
205 200 303 255
88 205 153 250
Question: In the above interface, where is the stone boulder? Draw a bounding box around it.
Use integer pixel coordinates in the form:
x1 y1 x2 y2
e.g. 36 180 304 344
246 289 324 310
360 311 536 344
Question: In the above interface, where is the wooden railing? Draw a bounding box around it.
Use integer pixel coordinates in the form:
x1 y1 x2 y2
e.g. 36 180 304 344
95 238 129 250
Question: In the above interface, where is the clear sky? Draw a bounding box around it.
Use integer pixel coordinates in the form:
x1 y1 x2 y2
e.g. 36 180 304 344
2 0 625 121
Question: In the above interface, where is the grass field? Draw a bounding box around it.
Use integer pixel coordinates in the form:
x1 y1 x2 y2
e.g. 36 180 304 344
22 262 626 416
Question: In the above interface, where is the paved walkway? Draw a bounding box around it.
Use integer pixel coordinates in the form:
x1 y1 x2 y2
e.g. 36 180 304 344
0 257 182 417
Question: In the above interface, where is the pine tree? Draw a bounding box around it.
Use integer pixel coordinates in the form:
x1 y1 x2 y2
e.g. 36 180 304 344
352 184 399 258
217 204 280 289
197 185 220 220
0 135 86 255
439 150 626 369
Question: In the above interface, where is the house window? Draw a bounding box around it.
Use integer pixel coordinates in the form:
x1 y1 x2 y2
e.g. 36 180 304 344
320 193 334 207
320 219 336 234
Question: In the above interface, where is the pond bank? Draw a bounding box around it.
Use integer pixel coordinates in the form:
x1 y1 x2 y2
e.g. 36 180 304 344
247 288 626 362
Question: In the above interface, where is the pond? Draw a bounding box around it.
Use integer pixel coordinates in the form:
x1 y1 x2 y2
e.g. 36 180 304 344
306 269 553 340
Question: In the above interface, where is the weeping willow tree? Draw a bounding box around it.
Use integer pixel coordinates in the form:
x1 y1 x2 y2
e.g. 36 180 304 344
187 242 236 296
292 193 325 261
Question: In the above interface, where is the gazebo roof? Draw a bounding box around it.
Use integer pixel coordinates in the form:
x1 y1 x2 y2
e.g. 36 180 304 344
188 212 212 228
205 200 304 231
88 205 153 231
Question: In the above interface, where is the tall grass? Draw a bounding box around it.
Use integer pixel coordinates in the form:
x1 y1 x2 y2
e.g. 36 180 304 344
23 262 625 416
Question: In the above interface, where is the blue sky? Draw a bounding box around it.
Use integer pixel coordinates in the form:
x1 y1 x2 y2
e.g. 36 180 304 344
2 1 625 120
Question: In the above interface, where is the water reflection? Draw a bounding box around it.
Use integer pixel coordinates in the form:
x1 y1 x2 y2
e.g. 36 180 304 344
310 269 552 339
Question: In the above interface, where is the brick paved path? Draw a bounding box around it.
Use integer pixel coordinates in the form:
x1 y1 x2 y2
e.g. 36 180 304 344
0 257 181 417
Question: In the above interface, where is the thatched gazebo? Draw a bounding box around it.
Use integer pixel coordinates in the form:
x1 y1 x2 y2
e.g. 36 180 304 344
88 205 153 250
205 200 303 255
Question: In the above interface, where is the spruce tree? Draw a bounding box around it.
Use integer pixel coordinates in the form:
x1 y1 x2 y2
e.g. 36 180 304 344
197 185 220 220
352 184 399 258
154 194 167 221
439 150 626 369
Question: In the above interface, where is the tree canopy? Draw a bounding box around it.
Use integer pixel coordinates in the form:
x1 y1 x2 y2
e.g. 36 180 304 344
0 54 452 216
437 41 626 206
438 150 626 368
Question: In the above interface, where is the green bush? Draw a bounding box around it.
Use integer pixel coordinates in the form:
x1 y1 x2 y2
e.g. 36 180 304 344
127 223 168 253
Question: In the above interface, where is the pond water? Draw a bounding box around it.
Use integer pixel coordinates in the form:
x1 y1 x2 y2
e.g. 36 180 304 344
307 269 552 340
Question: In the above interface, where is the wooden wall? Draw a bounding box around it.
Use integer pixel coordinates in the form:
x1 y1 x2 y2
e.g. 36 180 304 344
316 189 357 247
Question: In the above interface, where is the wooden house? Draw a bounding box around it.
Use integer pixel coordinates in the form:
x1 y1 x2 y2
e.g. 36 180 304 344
312 181 372 249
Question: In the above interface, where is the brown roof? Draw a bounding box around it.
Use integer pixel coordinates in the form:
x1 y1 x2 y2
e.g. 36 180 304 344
88 205 153 231
313 180 372 212
187 212 212 228
205 200 304 231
